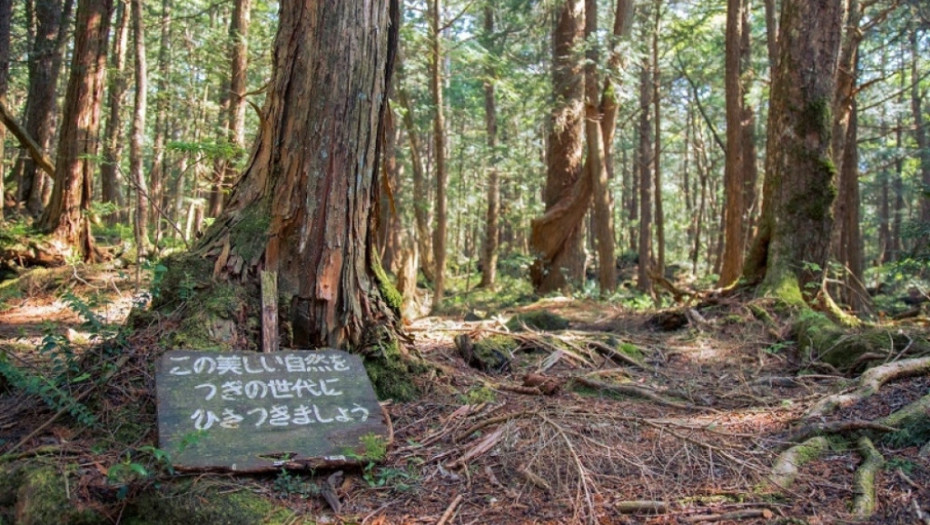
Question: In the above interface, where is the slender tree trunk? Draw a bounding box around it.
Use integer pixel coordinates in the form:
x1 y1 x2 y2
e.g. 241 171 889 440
100 0 128 225
208 0 251 219
428 0 448 311
912 27 930 225
739 3 759 254
744 0 846 300
831 0 866 309
479 4 500 288
129 0 151 256
0 0 11 219
720 0 746 286
637 59 653 293
585 0 616 293
18 0 72 217
764 0 778 71
38 0 113 262
529 0 588 294
395 79 435 282
891 122 903 258
148 0 170 236
652 0 665 278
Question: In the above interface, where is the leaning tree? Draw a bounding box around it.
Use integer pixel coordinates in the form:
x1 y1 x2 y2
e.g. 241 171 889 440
148 0 417 397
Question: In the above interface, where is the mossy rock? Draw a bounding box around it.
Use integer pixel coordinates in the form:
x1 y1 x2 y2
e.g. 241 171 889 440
121 480 294 525
506 310 569 332
7 465 105 525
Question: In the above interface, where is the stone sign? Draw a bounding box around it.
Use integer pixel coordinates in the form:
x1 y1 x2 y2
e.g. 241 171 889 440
156 349 390 472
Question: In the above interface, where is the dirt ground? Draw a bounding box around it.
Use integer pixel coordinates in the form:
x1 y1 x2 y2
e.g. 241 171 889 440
1 264 929 524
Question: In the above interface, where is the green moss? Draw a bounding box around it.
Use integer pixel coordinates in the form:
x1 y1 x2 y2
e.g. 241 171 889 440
506 310 569 332
227 206 271 264
123 481 294 525
371 255 403 314
11 465 105 525
617 342 644 361
473 335 519 359
880 394 930 448
760 265 805 308
361 333 423 401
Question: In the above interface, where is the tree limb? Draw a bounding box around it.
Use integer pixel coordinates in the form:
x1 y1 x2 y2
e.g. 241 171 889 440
0 98 56 176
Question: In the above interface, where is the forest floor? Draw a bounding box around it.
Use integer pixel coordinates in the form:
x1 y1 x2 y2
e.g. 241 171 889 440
1 263 929 524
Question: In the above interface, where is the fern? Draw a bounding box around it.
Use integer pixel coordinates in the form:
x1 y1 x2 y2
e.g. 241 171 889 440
0 355 97 427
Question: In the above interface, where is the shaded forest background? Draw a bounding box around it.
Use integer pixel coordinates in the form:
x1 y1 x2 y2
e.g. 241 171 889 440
0 0 926 309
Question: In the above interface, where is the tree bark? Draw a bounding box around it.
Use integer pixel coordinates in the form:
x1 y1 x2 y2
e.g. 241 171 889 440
182 0 401 349
148 0 170 236
720 0 745 286
130 0 151 256
745 0 846 302
585 0 616 293
208 0 251 219
100 0 129 225
479 4 500 289
17 0 72 217
0 0 11 219
912 25 930 226
637 58 653 293
37 0 112 262
429 0 448 311
652 0 664 279
395 78 435 282
529 0 588 294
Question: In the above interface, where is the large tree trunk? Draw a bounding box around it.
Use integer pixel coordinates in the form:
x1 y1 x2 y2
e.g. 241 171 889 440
529 0 588 294
744 0 845 302
166 0 401 351
478 4 500 289
17 0 72 217
37 0 112 262
129 0 151 256
100 0 129 225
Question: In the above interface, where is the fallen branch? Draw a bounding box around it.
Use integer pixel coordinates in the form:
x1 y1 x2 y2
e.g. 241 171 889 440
851 437 883 519
572 376 695 410
615 500 669 514
447 426 504 469
436 494 463 525
0 97 55 176
683 509 774 522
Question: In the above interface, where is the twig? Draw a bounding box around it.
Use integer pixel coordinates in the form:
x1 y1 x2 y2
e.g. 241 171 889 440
436 494 464 525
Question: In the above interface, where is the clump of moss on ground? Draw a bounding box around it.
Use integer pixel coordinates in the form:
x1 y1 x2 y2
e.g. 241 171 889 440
121 480 293 525
1 464 105 525
360 327 426 401
506 310 569 332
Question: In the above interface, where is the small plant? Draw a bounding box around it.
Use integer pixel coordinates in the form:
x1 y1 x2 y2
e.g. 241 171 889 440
358 432 389 461
765 340 794 355
461 386 497 405
273 469 319 498
361 463 418 491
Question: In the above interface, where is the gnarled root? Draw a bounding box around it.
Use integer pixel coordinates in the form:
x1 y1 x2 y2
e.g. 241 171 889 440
767 436 830 491
852 437 883 518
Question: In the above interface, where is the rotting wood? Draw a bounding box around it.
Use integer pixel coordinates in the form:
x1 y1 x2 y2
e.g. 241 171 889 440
261 270 279 352
615 500 669 514
683 508 773 522
852 436 883 518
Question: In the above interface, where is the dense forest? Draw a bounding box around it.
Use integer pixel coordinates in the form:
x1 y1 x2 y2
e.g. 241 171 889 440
1 0 929 523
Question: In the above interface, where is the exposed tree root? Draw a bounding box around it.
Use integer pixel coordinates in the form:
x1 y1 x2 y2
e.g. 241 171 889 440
852 437 883 518
806 356 930 418
571 376 695 410
767 436 830 491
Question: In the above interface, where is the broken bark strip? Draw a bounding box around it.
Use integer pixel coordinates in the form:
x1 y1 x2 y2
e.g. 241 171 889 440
767 436 830 490
852 437 883 519
0 98 55 176
572 376 695 410
806 356 930 418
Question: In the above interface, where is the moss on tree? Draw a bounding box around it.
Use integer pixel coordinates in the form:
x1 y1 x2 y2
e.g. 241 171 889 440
506 310 569 332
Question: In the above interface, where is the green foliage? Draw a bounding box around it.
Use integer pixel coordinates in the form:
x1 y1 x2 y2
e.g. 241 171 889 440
272 469 319 499
460 385 497 404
